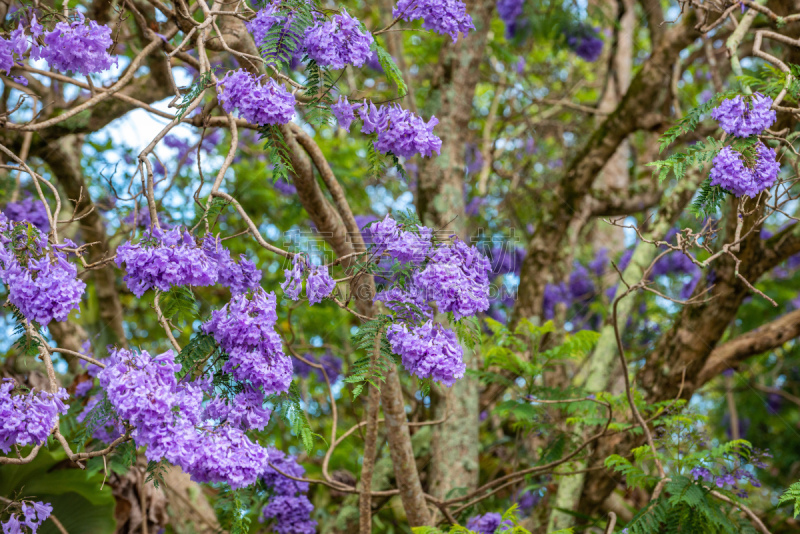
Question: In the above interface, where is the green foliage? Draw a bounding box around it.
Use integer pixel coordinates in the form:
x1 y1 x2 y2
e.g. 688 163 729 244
411 505 537 533
778 480 800 518
257 0 316 70
214 487 253 534
158 286 198 327
647 136 724 183
11 307 42 357
453 315 482 351
271 381 323 454
657 91 736 152
175 71 212 120
145 459 169 488
605 454 658 491
737 64 800 103
258 123 294 182
176 332 218 380
374 42 408 97
689 178 728 218
0 447 117 534
345 315 397 397
69 394 115 451
367 138 387 180
621 477 741 534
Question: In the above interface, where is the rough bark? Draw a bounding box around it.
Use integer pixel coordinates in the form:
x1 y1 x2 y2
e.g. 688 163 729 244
414 0 494 508
577 206 800 517
283 125 432 526
512 13 700 324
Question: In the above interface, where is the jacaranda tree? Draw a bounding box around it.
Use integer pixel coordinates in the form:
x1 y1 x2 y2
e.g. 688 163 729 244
2 0 800 533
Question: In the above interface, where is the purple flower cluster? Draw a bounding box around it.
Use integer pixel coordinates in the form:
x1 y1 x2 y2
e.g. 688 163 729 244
306 264 336 305
465 512 513 534
386 321 466 386
280 256 335 305
497 0 524 38
709 143 779 197
202 290 291 395
0 25 27 77
203 386 272 431
116 227 261 297
260 448 317 534
375 284 433 322
370 215 433 264
1 500 52 534
711 93 776 137
393 0 475 42
304 10 374 70
3 197 51 232
202 235 262 295
32 13 116 75
247 2 309 67
566 26 604 62
361 102 442 158
281 255 305 300
216 69 296 126
98 348 270 488
690 464 763 498
329 98 442 158
366 216 491 385
0 379 69 454
0 218 86 325
414 239 493 320
292 351 342 382
331 96 360 133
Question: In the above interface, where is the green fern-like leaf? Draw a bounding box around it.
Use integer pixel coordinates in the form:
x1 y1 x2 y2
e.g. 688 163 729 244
779 480 800 518
374 42 408 96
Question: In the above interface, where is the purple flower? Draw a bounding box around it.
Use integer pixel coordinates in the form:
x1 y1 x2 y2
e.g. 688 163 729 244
497 0 524 38
281 255 305 300
370 215 433 264
115 228 216 297
386 321 466 386
392 0 475 42
710 143 779 198
465 512 513 534
216 69 296 125
375 284 434 322
247 3 310 67
292 351 342 382
260 495 316 534
711 93 776 137
0 379 69 453
358 102 442 158
97 348 270 488
304 9 374 70
331 95 362 132
202 235 262 295
690 466 711 480
0 24 27 76
413 238 492 320
261 448 317 534
0 225 86 325
37 13 116 74
203 386 272 431
365 50 384 72
272 178 297 196
74 380 93 397
566 25 604 62
306 264 335 305
202 290 291 396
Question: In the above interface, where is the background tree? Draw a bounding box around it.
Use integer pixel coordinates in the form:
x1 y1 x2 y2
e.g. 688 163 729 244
1 0 800 533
